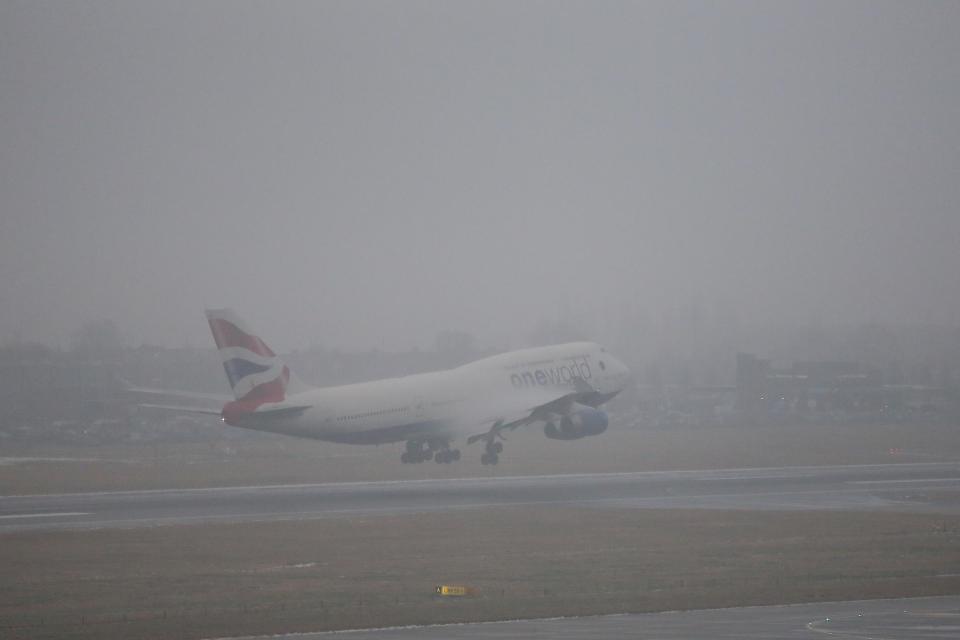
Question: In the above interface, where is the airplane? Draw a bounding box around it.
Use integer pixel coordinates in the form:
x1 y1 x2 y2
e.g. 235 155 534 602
142 309 632 465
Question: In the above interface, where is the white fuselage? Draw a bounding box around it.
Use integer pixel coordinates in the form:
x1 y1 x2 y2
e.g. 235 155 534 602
235 342 630 445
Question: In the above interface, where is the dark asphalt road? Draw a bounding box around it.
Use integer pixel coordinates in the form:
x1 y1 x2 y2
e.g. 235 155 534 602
232 596 960 639
2 461 959 531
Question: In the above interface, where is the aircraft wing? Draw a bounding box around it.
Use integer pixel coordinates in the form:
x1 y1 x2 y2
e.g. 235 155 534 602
464 380 596 446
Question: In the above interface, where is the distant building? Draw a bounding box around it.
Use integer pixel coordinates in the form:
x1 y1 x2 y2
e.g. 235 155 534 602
735 353 957 424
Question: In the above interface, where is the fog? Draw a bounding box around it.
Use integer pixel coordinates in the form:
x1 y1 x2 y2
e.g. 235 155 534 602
2 1 959 353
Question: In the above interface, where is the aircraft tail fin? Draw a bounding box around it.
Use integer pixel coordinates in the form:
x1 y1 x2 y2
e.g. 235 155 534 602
205 308 310 404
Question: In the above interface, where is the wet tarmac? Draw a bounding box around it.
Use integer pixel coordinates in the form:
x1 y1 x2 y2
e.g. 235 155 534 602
2 461 959 532
221 595 960 639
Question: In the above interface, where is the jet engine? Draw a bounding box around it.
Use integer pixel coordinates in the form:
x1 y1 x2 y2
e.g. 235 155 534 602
544 404 608 440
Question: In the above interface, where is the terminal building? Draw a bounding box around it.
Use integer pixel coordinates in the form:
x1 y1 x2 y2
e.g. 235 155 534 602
735 353 956 425
626 353 958 429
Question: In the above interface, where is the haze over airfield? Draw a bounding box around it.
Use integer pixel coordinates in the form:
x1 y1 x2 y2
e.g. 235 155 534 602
1 1 959 351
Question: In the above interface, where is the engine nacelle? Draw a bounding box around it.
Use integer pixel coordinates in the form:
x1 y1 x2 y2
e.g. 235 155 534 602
544 404 608 440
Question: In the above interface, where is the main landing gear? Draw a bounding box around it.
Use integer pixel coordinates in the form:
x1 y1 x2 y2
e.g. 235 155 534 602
434 448 461 464
480 440 503 465
400 440 460 464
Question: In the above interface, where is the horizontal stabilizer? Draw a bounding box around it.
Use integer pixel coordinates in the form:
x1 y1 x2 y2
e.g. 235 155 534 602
137 404 223 416
250 405 312 420
125 385 231 402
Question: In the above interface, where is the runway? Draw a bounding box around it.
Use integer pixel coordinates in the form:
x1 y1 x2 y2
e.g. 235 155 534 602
2 461 960 532
222 595 960 639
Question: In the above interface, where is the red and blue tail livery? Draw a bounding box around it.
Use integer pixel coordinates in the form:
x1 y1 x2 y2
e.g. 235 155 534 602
205 309 297 409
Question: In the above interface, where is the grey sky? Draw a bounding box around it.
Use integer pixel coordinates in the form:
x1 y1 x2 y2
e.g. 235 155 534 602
2 1 958 351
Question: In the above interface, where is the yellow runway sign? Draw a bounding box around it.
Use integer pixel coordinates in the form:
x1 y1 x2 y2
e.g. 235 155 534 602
435 584 476 597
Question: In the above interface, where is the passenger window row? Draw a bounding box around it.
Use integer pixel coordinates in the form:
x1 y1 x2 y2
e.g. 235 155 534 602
335 406 410 421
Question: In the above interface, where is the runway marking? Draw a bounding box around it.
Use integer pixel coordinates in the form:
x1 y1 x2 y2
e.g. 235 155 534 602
805 617 886 639
0 500 622 530
4 461 959 499
849 478 960 485
0 484 945 532
0 512 89 519
203 596 960 639
5 462 960 532
0 456 124 465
